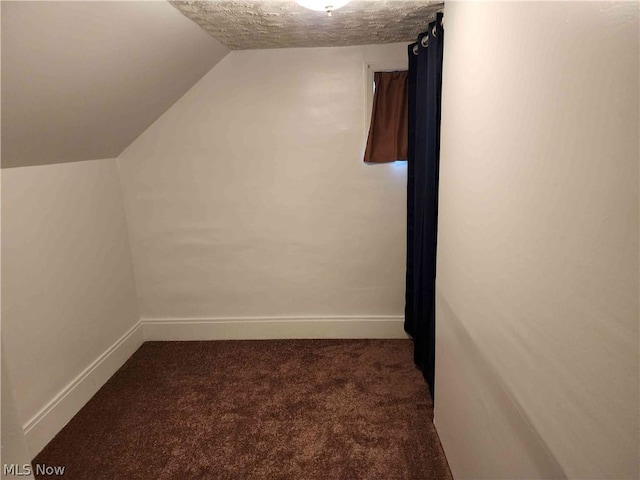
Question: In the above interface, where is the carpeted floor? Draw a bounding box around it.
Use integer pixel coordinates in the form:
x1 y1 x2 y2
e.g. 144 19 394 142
34 340 452 479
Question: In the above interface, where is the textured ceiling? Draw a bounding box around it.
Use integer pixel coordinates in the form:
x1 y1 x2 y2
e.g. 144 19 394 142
170 1 444 50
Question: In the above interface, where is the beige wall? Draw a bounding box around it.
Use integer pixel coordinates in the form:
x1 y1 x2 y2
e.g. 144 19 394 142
1 158 140 455
117 44 409 321
435 2 639 479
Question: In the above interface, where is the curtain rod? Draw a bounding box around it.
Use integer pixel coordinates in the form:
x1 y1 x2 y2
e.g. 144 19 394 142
412 14 444 55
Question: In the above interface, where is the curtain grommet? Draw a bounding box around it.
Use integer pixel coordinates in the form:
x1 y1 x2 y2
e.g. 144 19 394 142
421 36 429 48
432 25 437 37
413 44 419 55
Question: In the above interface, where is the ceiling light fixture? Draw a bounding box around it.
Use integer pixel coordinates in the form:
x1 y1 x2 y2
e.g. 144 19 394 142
295 0 351 16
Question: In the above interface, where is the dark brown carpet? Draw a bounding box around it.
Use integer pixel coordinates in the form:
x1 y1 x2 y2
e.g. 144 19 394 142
34 340 452 479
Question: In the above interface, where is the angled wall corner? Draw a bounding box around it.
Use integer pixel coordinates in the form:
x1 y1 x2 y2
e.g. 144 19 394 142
1 1 230 169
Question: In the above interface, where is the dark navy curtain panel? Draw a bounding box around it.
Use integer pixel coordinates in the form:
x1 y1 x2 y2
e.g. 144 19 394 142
404 12 444 401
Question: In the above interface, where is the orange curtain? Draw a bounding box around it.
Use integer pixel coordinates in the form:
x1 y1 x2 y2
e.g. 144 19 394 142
363 71 408 163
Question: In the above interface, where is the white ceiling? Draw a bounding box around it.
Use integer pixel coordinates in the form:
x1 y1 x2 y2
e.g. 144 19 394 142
171 1 444 50
1 1 229 168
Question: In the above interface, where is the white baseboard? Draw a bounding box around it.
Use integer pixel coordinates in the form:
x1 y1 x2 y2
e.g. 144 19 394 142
23 321 144 458
22 315 407 458
142 316 408 341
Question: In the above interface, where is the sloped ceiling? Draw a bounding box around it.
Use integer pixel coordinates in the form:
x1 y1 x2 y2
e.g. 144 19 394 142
170 1 443 50
1 1 230 169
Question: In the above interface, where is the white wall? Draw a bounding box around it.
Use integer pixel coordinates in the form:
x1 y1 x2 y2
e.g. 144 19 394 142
2 165 34 477
1 158 141 456
1 346 34 480
117 44 409 328
436 2 639 479
1 1 229 168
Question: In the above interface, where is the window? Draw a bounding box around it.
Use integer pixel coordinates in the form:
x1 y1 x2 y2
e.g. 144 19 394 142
363 61 409 163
